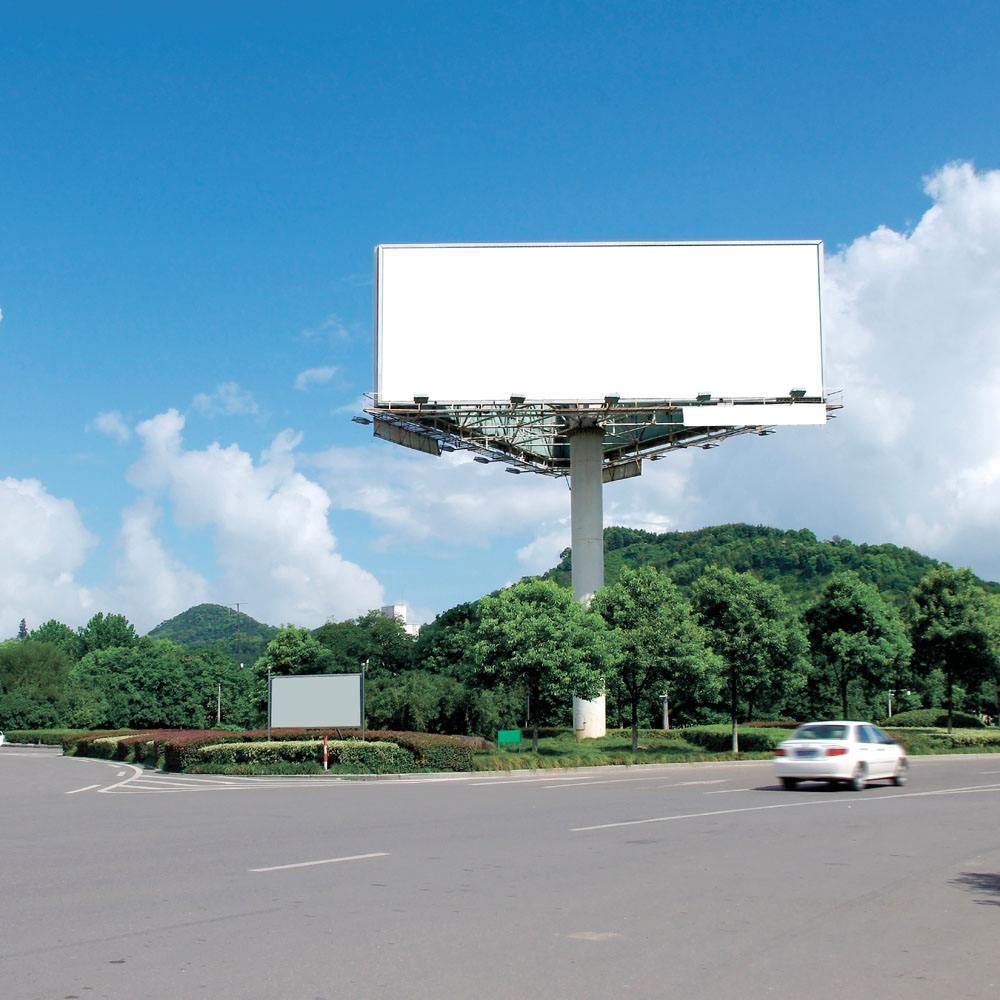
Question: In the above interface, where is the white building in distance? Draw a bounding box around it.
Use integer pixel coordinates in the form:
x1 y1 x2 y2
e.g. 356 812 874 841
379 604 420 637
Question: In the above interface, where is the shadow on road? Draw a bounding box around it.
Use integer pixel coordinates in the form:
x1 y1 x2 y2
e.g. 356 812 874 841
754 782 843 793
950 872 1000 907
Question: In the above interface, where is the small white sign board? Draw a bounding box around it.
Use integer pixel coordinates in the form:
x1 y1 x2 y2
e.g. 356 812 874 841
269 674 362 728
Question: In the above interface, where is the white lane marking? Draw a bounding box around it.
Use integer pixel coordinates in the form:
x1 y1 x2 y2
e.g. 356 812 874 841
96 763 145 793
705 787 753 795
249 852 390 873
125 777 246 788
105 781 345 794
144 774 255 785
65 784 102 795
979 770 1000 774
542 776 729 790
570 782 1000 832
469 776 593 786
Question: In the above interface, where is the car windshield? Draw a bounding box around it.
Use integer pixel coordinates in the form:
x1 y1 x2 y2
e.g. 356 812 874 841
792 724 850 741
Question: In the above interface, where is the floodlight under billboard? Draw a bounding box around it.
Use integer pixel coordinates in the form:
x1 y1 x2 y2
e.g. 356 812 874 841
362 241 839 738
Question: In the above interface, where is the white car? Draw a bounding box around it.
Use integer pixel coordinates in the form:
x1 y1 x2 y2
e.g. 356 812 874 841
0 730 5 747
774 720 907 791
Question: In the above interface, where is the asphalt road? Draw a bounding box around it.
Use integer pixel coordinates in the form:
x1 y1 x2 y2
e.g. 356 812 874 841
2 747 999 1000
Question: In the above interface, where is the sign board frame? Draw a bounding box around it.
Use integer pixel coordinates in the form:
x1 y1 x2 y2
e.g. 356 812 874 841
375 241 824 405
366 241 838 477
268 673 363 730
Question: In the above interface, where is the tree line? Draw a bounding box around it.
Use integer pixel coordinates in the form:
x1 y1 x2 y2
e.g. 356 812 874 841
3 562 998 745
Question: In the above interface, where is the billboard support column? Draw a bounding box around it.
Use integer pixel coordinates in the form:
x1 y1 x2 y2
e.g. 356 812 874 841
569 425 607 739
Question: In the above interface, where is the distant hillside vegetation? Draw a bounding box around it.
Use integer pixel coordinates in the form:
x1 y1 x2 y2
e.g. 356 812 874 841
544 523 999 610
148 603 278 665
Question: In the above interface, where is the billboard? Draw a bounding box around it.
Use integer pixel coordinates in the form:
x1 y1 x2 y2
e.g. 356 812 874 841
375 242 824 407
269 674 362 729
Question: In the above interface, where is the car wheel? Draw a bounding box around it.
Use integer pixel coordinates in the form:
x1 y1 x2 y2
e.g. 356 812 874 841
848 764 867 792
892 759 908 787
781 777 798 790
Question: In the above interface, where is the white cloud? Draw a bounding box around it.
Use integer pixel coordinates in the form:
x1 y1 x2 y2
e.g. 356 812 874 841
301 314 350 342
128 410 384 627
192 381 259 417
294 366 338 391
675 162 1000 581
89 410 131 443
113 499 210 630
305 439 699 579
306 446 570 548
817 163 1000 568
0 478 99 636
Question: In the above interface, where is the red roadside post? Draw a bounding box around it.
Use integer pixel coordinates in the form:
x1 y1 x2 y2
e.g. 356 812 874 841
323 734 329 771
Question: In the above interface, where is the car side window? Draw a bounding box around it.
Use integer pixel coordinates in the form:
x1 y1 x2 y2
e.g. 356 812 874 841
856 724 875 743
872 725 895 745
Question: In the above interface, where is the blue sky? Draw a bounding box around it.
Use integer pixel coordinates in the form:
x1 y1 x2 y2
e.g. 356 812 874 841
3 2 1000 634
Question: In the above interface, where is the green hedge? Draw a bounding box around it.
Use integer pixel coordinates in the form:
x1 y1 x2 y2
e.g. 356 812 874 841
680 726 784 753
942 730 1000 748
882 709 985 728
196 740 328 765
63 727 479 773
336 741 415 773
62 730 138 756
186 762 328 775
4 729 88 745
193 739 416 774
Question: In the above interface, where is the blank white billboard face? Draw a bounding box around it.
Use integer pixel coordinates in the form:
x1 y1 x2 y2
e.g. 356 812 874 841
376 243 823 404
269 674 362 728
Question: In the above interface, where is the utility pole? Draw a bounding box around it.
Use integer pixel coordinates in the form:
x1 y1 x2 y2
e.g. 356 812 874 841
233 602 245 669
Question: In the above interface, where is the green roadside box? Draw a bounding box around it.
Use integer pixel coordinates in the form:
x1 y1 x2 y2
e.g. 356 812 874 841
497 729 522 750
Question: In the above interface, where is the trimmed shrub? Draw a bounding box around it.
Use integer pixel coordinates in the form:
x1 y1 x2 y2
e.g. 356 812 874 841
62 726 480 772
680 726 783 753
192 739 417 773
195 740 327 766
186 762 327 775
63 730 137 756
4 729 87 745
882 709 985 729
745 720 800 729
336 741 415 773
944 730 1000 748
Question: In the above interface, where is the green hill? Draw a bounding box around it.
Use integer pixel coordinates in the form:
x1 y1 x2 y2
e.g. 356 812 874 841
543 523 999 611
148 603 278 666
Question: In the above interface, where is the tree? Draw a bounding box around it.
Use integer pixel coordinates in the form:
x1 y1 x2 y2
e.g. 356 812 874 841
16 619 28 641
805 572 912 719
691 567 808 752
78 612 138 653
260 625 332 676
0 640 72 727
252 625 338 720
474 579 613 750
910 566 998 732
592 565 721 750
314 611 415 678
30 619 83 660
412 601 482 683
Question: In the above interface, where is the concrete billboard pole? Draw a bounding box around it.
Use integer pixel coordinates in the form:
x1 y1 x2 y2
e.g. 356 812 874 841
568 425 607 738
